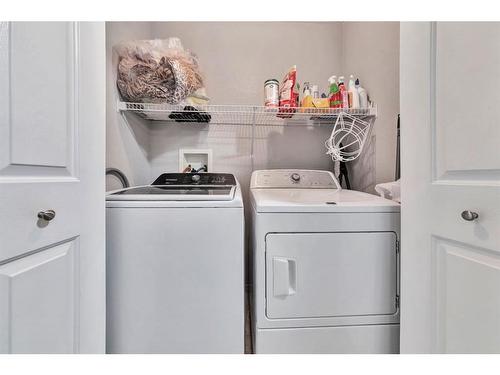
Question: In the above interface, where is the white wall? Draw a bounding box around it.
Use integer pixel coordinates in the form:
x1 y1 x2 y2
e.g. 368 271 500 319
149 22 343 104
106 22 400 193
342 22 400 191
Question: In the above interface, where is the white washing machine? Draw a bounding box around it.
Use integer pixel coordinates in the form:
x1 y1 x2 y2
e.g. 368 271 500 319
106 173 244 353
250 169 401 353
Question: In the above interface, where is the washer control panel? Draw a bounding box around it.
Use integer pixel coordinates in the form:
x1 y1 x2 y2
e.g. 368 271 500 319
251 170 340 189
152 173 236 186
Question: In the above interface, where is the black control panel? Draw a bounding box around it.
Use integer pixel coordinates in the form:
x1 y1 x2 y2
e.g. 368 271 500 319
151 173 236 186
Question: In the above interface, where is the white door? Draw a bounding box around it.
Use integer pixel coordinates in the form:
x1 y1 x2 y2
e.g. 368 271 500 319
0 22 105 353
266 232 398 319
400 22 500 353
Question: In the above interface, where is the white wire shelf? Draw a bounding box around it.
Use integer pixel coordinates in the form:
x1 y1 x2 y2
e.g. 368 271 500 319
117 101 377 126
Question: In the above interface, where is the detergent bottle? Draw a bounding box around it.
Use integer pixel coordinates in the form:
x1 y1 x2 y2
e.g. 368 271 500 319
356 78 368 108
348 74 360 109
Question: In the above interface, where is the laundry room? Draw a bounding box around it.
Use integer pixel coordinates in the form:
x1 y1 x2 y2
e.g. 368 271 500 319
104 22 401 354
106 22 400 195
1 9 500 367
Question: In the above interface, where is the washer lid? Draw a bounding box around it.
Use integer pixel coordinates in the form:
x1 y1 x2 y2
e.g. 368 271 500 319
106 185 236 201
107 173 239 202
251 188 400 213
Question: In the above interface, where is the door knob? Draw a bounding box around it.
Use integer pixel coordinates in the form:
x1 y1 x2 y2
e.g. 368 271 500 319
461 210 479 221
37 209 56 222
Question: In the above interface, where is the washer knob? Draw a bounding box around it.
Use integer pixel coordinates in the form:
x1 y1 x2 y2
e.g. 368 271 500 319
291 173 301 183
191 174 201 183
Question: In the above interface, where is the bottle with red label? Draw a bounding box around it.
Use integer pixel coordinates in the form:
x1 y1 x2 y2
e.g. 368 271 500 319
277 65 300 118
328 75 342 108
338 76 349 109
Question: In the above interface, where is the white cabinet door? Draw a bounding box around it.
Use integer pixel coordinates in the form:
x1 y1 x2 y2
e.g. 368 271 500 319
0 241 78 353
400 22 500 353
0 22 105 353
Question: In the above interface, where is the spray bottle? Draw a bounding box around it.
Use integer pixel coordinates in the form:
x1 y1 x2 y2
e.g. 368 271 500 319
328 76 342 108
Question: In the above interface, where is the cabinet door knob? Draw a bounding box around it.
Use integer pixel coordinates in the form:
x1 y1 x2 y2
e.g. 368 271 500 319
37 210 56 222
461 210 479 221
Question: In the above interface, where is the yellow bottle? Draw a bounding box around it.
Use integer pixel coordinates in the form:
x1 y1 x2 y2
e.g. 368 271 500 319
300 82 313 112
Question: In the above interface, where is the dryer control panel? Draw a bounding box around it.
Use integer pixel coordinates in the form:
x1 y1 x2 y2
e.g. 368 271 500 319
250 170 341 189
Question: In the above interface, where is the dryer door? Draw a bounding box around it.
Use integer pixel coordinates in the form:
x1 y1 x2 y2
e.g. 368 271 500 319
265 232 398 319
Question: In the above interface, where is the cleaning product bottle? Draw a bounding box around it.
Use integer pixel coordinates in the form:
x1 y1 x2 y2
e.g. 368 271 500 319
312 84 319 99
303 82 311 96
348 75 360 109
356 78 368 108
328 76 342 108
278 65 299 118
338 76 348 109
301 82 313 111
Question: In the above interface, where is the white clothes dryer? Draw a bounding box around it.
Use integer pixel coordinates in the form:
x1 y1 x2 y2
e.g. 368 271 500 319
250 169 401 353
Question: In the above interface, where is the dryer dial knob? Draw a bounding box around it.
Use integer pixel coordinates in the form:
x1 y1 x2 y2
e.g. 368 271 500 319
291 173 301 183
191 174 201 183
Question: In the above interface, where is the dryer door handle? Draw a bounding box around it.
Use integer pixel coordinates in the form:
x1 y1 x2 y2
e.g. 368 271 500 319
273 257 297 297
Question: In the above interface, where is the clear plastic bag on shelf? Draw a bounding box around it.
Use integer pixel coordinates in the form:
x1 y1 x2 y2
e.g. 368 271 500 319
114 38 208 105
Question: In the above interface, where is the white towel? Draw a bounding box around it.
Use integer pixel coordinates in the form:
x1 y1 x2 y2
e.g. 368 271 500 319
375 180 401 203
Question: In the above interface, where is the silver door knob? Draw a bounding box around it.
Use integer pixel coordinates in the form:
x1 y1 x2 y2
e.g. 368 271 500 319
461 210 478 221
38 210 56 222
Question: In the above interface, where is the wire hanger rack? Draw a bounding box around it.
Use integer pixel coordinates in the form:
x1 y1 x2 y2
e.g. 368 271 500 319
324 112 374 162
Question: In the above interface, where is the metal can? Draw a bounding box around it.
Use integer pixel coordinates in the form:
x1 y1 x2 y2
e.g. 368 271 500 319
264 79 279 107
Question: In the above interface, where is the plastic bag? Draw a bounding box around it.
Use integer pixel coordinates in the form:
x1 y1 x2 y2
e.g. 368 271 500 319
114 38 207 105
